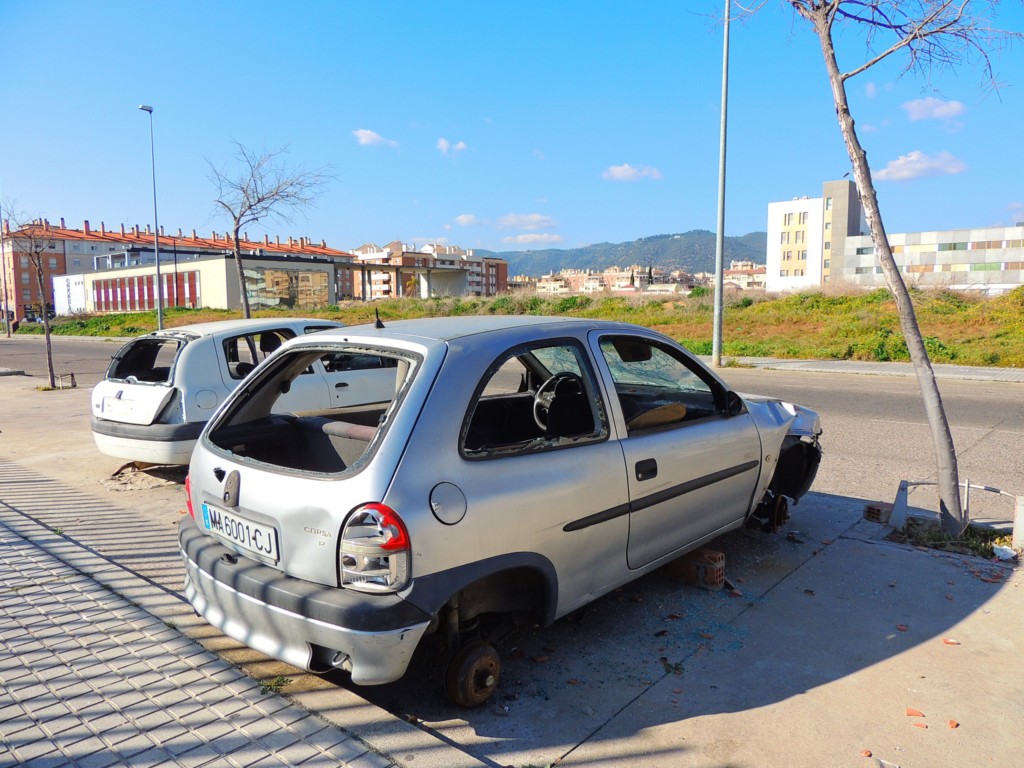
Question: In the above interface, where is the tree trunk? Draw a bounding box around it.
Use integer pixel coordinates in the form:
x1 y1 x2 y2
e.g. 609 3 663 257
811 17 964 535
233 229 251 319
33 260 56 388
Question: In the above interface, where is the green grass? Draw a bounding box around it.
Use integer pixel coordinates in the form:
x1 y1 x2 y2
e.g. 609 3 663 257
18 286 1024 367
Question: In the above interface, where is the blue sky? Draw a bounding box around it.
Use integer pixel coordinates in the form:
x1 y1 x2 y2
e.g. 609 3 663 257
1 1 1022 253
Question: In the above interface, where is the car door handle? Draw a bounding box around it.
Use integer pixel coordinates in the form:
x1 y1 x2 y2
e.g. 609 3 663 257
635 458 658 481
334 382 349 389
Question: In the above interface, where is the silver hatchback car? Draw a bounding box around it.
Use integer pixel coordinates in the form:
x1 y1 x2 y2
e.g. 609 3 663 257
180 316 821 706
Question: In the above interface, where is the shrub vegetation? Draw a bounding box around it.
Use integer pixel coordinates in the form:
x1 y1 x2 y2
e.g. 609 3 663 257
17 286 1024 368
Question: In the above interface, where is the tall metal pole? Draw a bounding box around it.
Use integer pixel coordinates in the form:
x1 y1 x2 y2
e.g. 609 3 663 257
711 0 730 367
139 105 164 329
0 190 10 338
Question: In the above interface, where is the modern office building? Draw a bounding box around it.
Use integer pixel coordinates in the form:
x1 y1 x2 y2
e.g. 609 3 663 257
838 227 1024 293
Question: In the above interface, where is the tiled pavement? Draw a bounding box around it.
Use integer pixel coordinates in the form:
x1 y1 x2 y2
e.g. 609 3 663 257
0 509 396 767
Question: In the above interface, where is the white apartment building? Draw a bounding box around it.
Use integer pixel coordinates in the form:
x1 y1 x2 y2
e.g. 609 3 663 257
765 180 866 293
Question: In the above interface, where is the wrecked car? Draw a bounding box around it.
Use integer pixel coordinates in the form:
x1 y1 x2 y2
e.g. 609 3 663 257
91 318 397 465
179 316 821 706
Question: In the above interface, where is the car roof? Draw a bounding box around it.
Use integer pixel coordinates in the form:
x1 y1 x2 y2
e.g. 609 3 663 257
307 315 638 344
145 318 341 339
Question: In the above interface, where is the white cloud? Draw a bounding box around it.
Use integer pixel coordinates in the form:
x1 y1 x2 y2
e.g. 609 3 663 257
874 150 967 181
865 82 878 98
502 233 564 245
497 213 557 231
454 214 478 226
437 137 468 155
602 163 663 181
352 128 398 147
902 97 966 121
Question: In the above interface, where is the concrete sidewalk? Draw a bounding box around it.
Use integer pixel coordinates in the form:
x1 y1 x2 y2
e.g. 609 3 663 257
0 489 398 768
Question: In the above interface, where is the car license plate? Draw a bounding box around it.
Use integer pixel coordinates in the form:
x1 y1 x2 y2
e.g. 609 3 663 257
201 502 279 562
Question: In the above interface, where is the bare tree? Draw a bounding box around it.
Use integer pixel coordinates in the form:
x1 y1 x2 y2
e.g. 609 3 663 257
209 142 332 318
7 215 58 387
779 0 1020 535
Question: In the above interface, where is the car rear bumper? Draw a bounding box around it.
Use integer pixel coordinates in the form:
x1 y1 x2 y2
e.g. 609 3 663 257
91 416 204 465
178 516 431 685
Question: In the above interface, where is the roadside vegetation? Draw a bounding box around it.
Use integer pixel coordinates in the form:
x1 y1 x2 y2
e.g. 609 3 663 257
16 286 1024 368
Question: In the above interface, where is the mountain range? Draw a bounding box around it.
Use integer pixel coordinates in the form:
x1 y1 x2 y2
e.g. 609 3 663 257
480 230 768 277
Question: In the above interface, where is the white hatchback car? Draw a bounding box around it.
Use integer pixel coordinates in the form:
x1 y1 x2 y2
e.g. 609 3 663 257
91 318 398 465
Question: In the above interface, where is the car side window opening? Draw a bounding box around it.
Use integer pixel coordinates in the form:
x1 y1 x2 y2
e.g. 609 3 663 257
598 335 723 433
462 340 608 458
224 330 296 380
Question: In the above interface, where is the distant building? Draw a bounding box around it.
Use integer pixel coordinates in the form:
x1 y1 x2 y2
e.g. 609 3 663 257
765 180 866 292
723 260 767 291
765 181 1024 294
1 218 355 320
350 241 507 300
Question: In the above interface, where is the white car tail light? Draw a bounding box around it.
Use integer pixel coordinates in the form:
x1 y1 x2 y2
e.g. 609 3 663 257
340 503 410 593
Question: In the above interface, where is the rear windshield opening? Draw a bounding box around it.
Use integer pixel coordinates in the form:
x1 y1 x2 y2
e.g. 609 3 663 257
207 345 417 475
108 338 181 384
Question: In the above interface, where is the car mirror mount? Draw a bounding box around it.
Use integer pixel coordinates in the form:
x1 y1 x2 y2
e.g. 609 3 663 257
725 390 745 418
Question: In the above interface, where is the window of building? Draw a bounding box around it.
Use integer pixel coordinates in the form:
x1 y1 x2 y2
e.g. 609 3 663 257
970 262 1002 272
784 213 794 226
783 251 792 261
824 259 831 269
19 256 28 268
856 247 873 255
48 257 57 269
73 258 81 267
780 232 790 244
825 197 833 210
798 212 808 224
824 221 832 230
854 267 873 274
780 269 789 277
1007 240 1023 248
21 272 29 284
937 242 968 251
824 241 831 250
795 231 805 244
798 250 807 260
794 269 805 276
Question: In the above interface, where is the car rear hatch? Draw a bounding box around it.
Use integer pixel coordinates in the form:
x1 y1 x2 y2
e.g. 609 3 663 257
188 330 443 587
92 333 193 425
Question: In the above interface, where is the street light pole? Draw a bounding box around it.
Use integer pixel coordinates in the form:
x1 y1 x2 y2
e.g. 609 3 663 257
711 0 730 368
138 104 163 330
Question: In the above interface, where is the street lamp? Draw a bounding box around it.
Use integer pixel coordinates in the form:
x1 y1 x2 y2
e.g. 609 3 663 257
711 0 730 368
138 104 163 329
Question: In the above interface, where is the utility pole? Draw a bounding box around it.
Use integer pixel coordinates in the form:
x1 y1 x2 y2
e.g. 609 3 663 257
712 0 731 367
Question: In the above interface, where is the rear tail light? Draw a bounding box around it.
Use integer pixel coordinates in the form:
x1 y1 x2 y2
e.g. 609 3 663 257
185 474 195 519
339 503 410 593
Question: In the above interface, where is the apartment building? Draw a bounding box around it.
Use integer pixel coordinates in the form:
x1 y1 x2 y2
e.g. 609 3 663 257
1 218 355 320
765 180 866 292
766 181 1023 294
350 241 507 300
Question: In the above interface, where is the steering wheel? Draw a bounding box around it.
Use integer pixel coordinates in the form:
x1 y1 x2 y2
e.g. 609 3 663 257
533 372 584 431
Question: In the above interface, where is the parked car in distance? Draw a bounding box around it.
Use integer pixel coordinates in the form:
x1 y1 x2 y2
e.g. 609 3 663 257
91 318 400 465
180 316 822 706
